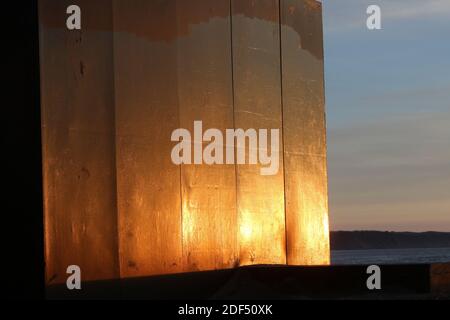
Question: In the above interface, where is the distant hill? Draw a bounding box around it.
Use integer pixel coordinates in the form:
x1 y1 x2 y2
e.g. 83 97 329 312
330 231 450 250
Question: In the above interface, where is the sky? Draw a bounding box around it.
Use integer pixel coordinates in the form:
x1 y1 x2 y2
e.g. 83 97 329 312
322 0 450 231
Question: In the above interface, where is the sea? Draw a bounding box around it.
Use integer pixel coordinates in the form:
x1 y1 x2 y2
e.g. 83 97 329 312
331 247 450 265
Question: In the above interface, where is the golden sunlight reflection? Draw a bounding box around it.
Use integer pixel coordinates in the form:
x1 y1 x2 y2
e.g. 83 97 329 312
240 219 254 242
40 0 330 283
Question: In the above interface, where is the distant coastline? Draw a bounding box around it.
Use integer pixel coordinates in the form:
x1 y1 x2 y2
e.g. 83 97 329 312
330 231 450 250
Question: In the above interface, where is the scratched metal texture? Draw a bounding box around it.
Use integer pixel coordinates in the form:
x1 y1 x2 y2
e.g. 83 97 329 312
39 0 119 284
176 0 239 272
113 0 183 277
281 0 330 265
40 0 329 283
231 0 286 265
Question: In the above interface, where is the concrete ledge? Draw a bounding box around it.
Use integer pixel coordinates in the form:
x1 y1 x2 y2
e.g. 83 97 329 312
47 263 450 300
431 263 450 295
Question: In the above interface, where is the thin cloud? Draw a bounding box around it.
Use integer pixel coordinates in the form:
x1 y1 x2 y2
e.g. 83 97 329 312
328 112 450 231
383 0 450 19
323 0 450 33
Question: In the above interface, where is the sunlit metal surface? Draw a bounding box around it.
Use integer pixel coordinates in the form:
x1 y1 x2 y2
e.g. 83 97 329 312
232 0 286 265
177 0 238 271
281 0 330 265
40 0 329 283
112 0 183 277
39 0 119 284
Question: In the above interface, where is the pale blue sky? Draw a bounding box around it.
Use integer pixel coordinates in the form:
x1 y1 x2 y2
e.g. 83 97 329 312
322 0 450 231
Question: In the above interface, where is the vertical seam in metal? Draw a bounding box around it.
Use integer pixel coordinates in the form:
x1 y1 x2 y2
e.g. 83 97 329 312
278 0 289 265
111 0 122 278
174 0 185 271
229 0 240 267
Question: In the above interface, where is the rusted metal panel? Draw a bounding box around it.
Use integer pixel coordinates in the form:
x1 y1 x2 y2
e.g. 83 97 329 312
280 0 330 265
231 0 286 265
176 0 238 271
113 0 183 277
39 0 119 284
